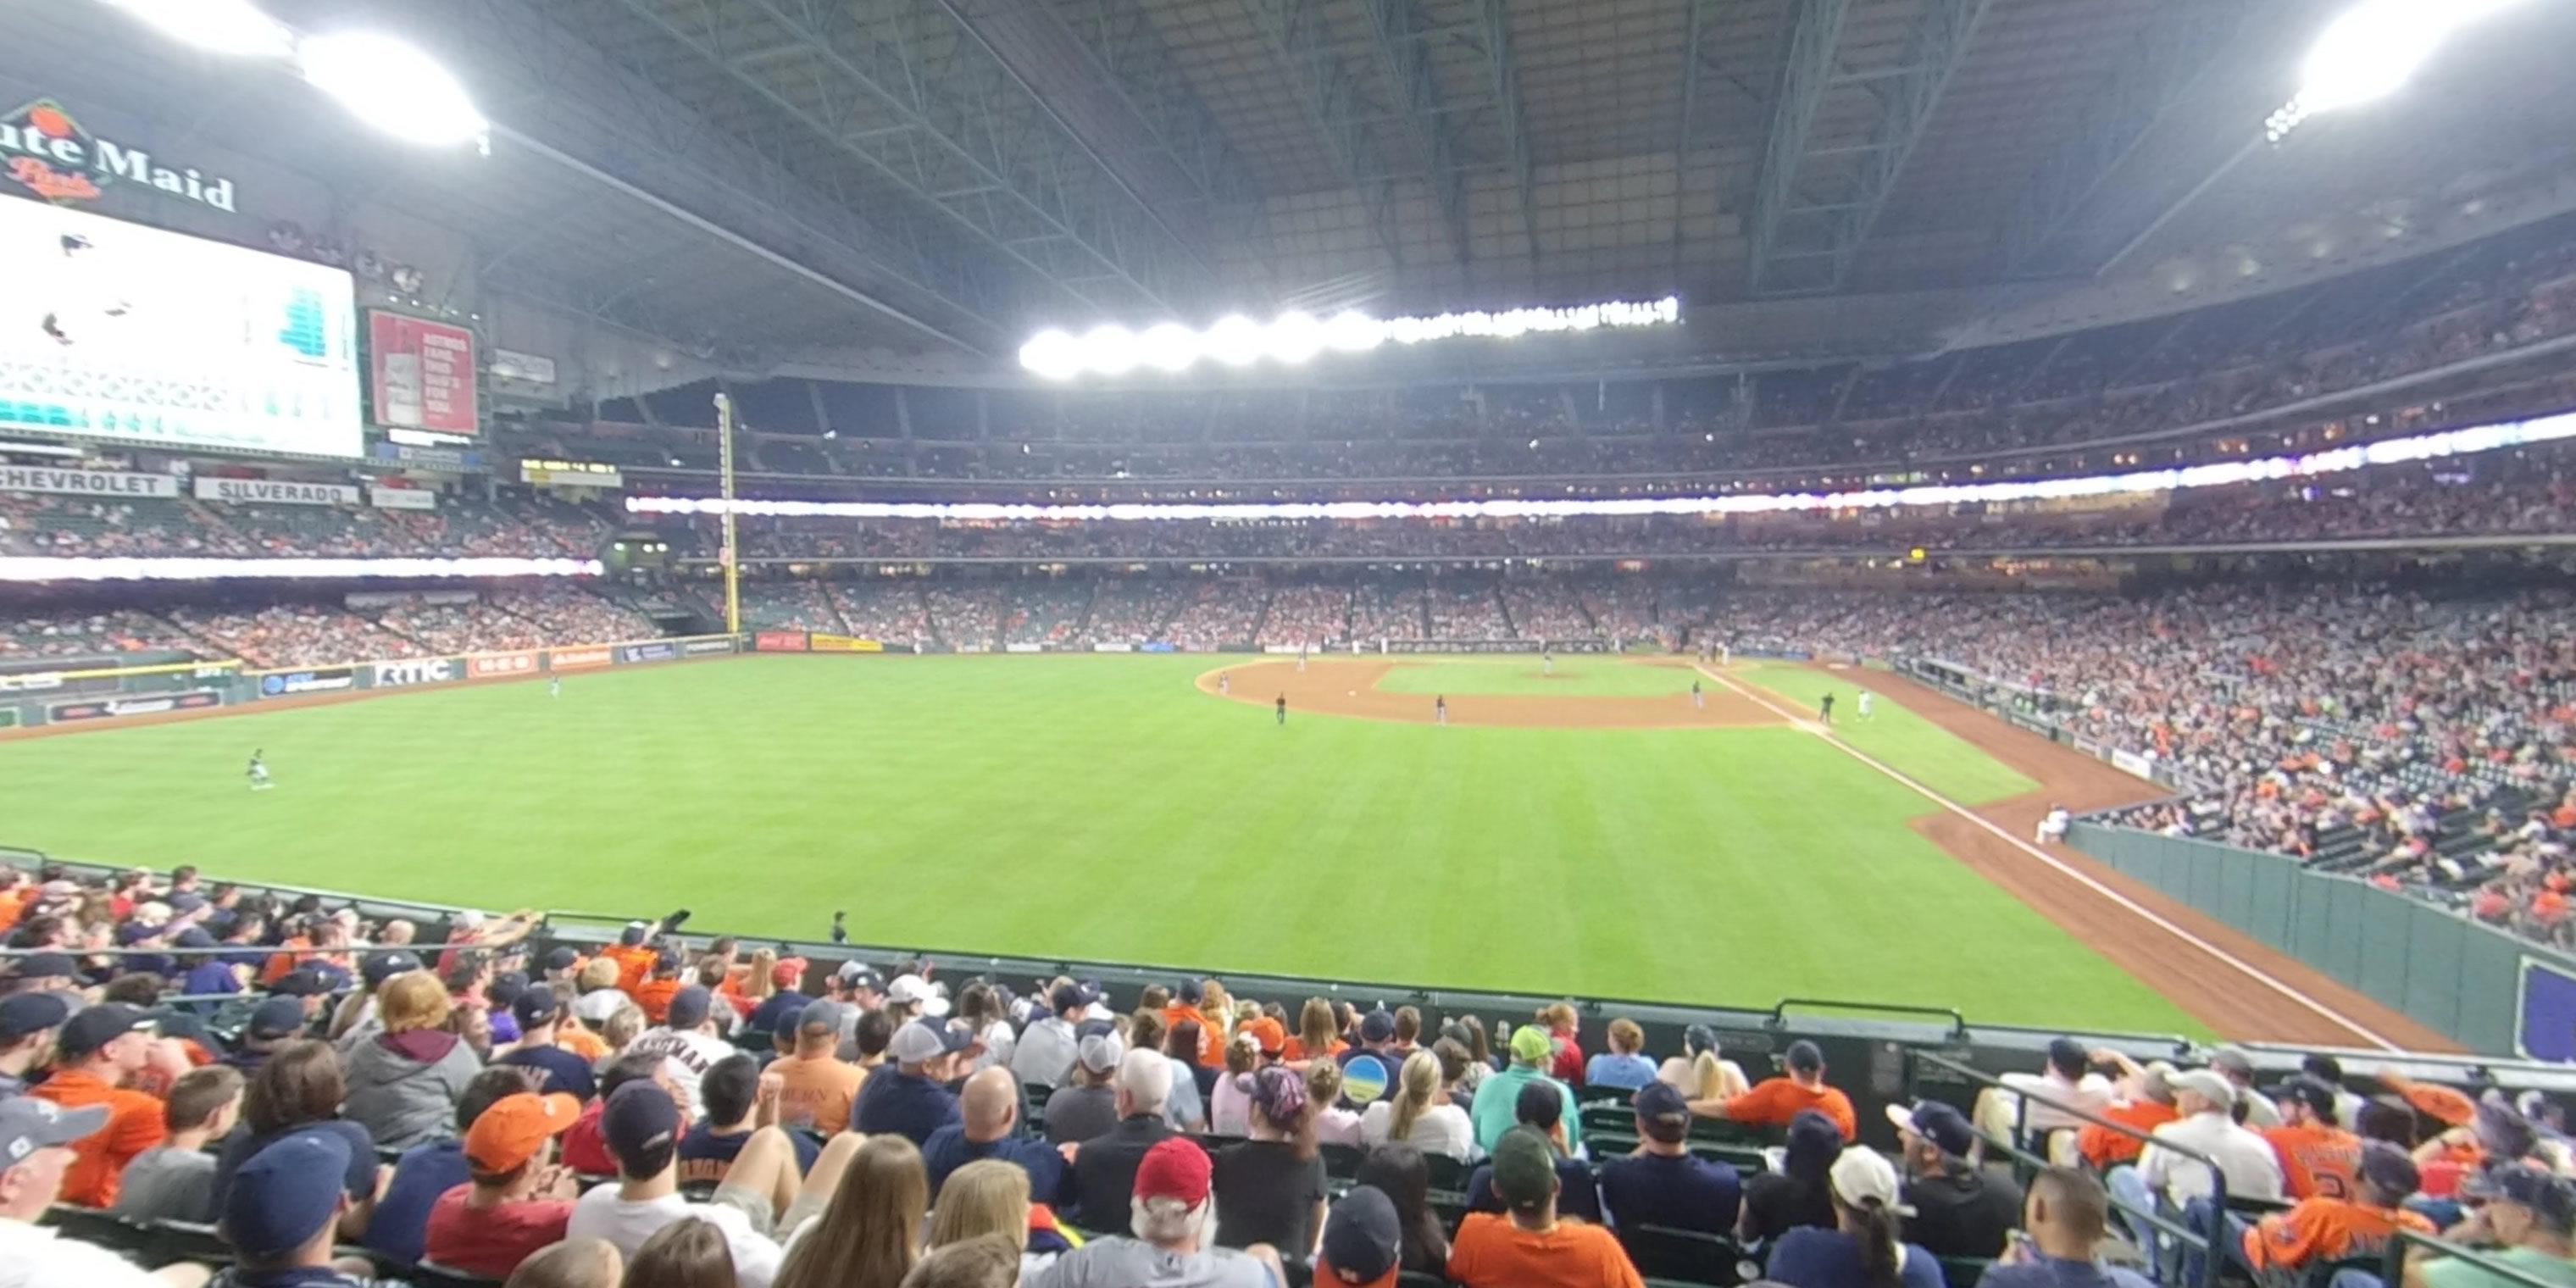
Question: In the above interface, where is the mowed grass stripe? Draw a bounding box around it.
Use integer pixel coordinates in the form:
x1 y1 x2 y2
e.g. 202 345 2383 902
1735 663 2039 807
0 656 2196 1032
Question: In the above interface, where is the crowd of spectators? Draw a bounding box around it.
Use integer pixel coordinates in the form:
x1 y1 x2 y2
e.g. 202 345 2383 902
0 590 659 669
822 584 931 644
1080 582 1177 648
9 864 2572 1288
1703 584 2576 949
736 584 847 635
0 491 611 562
1257 585 1350 648
1163 582 1266 652
924 587 1005 651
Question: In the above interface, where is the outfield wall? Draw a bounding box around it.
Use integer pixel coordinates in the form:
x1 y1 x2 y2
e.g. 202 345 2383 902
0 634 741 731
2065 822 2576 1058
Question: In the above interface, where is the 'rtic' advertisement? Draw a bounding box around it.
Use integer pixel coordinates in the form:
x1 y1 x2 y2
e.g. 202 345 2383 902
258 669 354 697
754 631 808 652
48 690 222 723
469 652 538 679
808 634 884 653
371 658 456 687
549 647 613 672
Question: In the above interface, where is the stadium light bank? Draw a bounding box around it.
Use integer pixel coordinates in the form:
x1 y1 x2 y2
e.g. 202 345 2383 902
2264 0 2536 142
92 0 488 148
1018 297 1682 380
629 409 2576 524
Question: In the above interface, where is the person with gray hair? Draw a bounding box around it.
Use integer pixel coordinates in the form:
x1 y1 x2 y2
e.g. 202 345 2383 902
1065 1047 1178 1234
1030 1138 1280 1288
1042 1030 1125 1147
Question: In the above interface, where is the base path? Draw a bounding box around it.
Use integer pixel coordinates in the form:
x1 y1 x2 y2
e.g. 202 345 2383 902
1199 658 1779 730
1763 664 2457 1051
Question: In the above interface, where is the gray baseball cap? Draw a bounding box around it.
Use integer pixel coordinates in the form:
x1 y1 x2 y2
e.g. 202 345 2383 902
0 1095 109 1165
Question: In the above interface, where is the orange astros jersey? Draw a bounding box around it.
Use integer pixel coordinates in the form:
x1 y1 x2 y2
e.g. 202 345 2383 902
2243 1198 2433 1271
2263 1124 2362 1201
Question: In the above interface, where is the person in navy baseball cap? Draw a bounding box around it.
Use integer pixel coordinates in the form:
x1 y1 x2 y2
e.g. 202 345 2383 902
1889 1098 2023 1258
1319 1185 1402 1287
599 1081 681 1180
222 1129 358 1266
0 994 73 1096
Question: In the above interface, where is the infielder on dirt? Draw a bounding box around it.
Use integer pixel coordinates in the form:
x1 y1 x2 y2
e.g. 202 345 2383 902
2036 803 2073 844
1691 680 1705 710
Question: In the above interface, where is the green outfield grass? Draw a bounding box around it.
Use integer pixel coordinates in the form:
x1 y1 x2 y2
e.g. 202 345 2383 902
1371 656 1698 697
1734 663 2041 806
0 655 2201 1033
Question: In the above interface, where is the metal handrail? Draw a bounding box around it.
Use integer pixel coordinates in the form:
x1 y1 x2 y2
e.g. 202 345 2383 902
1913 1050 2226 1288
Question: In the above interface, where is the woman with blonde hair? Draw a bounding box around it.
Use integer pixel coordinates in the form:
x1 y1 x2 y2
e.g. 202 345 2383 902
1305 1061 1363 1147
926 1158 1072 1280
341 971 482 1149
1212 1033 1259 1136
1359 1050 1474 1159
774 1135 927 1288
598 1002 647 1057
1535 1000 1585 1084
1282 997 1345 1064
1657 1023 1751 1102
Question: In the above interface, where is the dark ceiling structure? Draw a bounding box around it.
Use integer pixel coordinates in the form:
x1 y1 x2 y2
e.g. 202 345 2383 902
11 0 2575 368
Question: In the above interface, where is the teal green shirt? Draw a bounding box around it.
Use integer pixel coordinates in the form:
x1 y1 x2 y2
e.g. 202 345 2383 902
2418 1246 2576 1288
1467 1063 1583 1155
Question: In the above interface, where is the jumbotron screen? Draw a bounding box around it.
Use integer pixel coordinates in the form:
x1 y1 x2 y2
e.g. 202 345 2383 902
0 198 362 458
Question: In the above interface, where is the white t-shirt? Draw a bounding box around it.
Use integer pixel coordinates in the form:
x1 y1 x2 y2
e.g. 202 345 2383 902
566 1186 783 1288
0 1217 180 1288
627 1026 735 1120
1996 1070 2117 1134
2138 1110 2285 1204
1357 1100 1477 1160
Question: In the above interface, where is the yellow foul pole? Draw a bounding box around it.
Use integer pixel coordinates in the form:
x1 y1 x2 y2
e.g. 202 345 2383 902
714 390 741 636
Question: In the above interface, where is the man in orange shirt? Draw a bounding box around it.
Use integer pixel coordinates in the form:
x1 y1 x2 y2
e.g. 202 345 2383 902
770 1000 866 1135
599 922 662 997
2240 1141 2433 1282
630 951 686 1024
29 1003 180 1208
2264 1075 2362 1201
2077 1062 2183 1169
1448 1126 1644 1288
1158 980 1221 1068
1690 1040 1857 1140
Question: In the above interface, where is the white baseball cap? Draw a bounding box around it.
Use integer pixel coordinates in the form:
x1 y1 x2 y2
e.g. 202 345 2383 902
1828 1146 1915 1216
887 974 949 1017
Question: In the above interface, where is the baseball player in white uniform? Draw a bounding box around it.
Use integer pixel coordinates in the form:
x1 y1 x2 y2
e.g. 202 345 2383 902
1857 691 1874 720
2036 803 2073 844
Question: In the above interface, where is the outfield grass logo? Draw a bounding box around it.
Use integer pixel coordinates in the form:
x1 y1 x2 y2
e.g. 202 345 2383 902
0 98 237 211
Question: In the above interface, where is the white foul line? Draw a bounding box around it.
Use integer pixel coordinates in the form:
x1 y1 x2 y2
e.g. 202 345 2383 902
1696 664 2403 1052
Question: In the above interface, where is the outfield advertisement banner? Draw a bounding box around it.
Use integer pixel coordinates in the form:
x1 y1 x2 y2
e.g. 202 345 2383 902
0 465 181 498
616 642 678 663
469 652 539 679
755 631 808 652
194 477 361 506
257 668 355 697
1006 643 1044 653
681 639 737 656
1091 643 1134 653
809 634 883 653
1381 639 1618 655
372 658 458 687
48 690 223 723
549 647 613 672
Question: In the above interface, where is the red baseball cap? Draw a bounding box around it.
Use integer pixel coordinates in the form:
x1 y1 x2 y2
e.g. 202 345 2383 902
771 957 808 988
1133 1137 1212 1206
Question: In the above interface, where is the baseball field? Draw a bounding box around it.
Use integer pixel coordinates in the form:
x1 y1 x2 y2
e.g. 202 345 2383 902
0 652 2451 1043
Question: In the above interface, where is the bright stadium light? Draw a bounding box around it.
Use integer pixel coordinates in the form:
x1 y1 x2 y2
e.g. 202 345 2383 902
1265 311 1324 364
1204 314 1265 368
297 31 488 147
0 556 602 583
2266 0 2534 141
1079 324 1139 376
1017 295 1683 377
95 0 294 58
1138 322 1201 372
1323 309 1385 353
1019 329 1081 380
626 408 2576 524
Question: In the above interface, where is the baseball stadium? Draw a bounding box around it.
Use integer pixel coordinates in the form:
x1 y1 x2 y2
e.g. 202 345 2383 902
5 3 2576 1288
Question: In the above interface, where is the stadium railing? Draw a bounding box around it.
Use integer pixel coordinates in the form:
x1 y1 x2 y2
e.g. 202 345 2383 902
1913 1051 2228 1288
2379 1226 2571 1288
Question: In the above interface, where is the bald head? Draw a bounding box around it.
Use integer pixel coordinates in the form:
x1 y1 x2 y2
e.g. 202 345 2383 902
962 1065 1019 1142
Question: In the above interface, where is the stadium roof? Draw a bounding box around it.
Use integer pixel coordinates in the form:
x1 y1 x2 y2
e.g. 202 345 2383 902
14 0 2576 368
